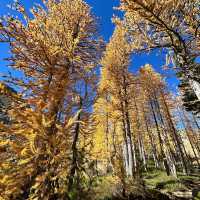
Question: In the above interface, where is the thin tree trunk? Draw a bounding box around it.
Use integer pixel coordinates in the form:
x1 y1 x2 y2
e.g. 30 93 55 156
143 111 159 169
120 98 130 175
182 111 200 167
149 101 165 161
153 95 178 176
68 97 82 192
160 91 189 175
132 93 147 171
106 111 110 171
122 76 137 176
149 99 173 175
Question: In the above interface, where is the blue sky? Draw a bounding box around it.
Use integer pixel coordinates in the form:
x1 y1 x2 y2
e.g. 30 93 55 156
0 0 179 91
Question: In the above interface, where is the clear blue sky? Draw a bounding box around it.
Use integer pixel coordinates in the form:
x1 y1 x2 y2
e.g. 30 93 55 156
0 0 179 91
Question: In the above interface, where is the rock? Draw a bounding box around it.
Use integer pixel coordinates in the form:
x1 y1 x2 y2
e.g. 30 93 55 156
172 191 192 199
111 189 171 200
147 189 171 200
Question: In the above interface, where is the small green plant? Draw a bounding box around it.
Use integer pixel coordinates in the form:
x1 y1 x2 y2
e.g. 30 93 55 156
194 191 200 200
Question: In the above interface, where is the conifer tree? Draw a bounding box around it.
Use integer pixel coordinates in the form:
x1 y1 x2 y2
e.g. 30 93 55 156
119 0 200 115
0 0 102 199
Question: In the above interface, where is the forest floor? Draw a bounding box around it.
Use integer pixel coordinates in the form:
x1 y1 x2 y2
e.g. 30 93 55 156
143 169 200 199
93 169 200 200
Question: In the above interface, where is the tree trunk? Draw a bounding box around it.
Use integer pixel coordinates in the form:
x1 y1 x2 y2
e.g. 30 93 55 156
144 112 159 169
68 97 82 192
160 91 189 175
182 111 200 167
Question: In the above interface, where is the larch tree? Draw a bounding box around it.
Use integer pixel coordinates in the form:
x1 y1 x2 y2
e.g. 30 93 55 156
0 83 17 124
97 20 149 197
139 64 175 176
100 21 134 176
138 64 191 176
0 0 102 199
118 0 200 115
174 96 200 165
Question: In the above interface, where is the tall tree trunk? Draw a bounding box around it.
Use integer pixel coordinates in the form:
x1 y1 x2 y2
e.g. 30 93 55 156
106 111 111 171
143 111 159 169
160 91 189 175
121 79 136 176
68 97 82 192
149 99 174 176
182 111 200 166
153 95 178 176
124 104 136 176
149 101 165 161
133 93 147 171
120 98 130 175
